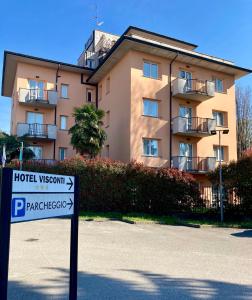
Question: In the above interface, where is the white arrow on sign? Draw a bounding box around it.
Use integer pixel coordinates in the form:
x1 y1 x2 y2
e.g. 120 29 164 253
11 193 74 223
12 170 75 193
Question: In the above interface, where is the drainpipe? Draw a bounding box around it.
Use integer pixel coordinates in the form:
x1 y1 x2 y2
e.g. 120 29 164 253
169 53 178 168
53 64 61 160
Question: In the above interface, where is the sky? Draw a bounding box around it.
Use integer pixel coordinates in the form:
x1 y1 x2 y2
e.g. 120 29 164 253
0 0 252 133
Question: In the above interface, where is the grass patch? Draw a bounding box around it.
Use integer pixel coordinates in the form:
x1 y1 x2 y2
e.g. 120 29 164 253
183 219 252 229
79 211 252 228
79 211 178 225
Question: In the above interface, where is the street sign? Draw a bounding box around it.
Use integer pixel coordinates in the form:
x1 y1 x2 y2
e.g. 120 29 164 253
11 193 74 223
11 170 75 223
0 168 79 300
12 170 74 193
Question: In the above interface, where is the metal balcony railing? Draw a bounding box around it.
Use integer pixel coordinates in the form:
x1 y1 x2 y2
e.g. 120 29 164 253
172 116 216 135
184 79 208 94
17 123 57 140
172 156 216 173
19 88 58 106
28 123 48 137
172 78 215 101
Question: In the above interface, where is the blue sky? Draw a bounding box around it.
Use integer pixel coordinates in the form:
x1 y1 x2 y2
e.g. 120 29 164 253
1 0 252 133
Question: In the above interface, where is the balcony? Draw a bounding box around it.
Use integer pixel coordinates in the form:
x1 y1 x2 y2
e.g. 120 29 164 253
17 123 57 140
18 88 58 108
172 156 216 173
172 117 216 137
172 78 215 101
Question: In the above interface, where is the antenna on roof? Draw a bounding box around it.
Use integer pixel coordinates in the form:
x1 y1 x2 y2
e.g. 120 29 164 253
93 4 104 27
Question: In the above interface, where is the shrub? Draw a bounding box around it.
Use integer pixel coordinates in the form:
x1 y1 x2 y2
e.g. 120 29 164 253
9 157 200 215
208 154 252 211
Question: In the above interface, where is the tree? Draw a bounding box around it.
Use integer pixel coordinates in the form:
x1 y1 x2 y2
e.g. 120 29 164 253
0 132 35 163
236 86 252 158
208 153 252 211
69 104 107 158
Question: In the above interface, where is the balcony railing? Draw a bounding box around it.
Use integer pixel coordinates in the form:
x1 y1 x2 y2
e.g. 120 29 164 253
19 88 58 107
172 156 216 173
17 123 57 140
172 78 215 101
172 117 216 137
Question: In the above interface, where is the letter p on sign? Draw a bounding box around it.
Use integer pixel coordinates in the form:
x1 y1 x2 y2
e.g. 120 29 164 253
12 198 26 218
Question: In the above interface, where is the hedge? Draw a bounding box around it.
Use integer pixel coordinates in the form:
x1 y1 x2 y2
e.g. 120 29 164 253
9 157 201 215
208 151 252 211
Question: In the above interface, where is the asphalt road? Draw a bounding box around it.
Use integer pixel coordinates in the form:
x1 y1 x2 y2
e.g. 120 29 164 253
8 219 252 299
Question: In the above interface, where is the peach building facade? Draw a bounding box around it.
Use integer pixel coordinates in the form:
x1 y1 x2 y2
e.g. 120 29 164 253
2 26 251 188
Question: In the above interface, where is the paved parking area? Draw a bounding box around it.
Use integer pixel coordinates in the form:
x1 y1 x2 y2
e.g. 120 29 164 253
8 219 252 299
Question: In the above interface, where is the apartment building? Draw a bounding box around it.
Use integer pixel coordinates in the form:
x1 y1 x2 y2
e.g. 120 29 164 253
2 26 251 187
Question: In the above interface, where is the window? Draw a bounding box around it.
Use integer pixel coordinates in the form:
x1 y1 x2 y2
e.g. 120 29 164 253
106 145 110 157
61 84 69 98
143 139 158 157
98 84 102 101
60 116 68 130
86 89 92 102
213 111 224 126
179 70 192 80
105 111 110 127
214 78 224 93
214 146 224 162
59 148 67 160
29 146 42 159
28 80 44 100
106 76 110 94
143 61 159 79
27 112 43 124
143 99 158 117
86 59 95 68
179 70 192 91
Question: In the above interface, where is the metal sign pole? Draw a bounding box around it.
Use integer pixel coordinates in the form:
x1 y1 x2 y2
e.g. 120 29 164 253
69 175 79 300
0 168 13 300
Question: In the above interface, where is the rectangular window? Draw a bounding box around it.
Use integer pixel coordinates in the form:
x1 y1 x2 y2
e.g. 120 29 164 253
106 145 110 157
27 112 43 124
86 89 92 102
143 99 158 117
213 111 224 126
28 80 45 100
143 139 158 157
214 146 224 161
28 146 42 159
106 76 110 94
59 148 67 161
105 111 110 127
143 61 159 79
179 70 192 91
86 59 95 68
60 116 68 130
214 78 224 93
98 84 102 101
61 84 69 98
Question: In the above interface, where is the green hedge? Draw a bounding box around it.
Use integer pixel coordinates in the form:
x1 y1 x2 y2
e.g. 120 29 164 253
9 157 201 214
208 152 252 211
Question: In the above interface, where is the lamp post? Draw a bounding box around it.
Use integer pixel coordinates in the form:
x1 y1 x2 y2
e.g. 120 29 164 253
210 129 229 223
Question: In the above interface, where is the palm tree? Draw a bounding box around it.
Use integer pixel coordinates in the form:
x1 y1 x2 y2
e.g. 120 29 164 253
69 104 107 158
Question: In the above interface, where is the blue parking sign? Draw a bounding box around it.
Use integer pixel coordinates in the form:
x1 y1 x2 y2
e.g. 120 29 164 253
12 198 26 218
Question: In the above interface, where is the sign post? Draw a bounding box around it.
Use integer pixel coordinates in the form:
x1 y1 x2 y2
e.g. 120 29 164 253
0 168 79 300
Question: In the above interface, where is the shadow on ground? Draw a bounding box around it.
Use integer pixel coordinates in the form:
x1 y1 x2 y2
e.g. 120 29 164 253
231 229 252 238
8 268 252 300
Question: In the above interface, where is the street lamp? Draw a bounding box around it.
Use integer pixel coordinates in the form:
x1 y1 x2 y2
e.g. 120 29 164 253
210 129 229 223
